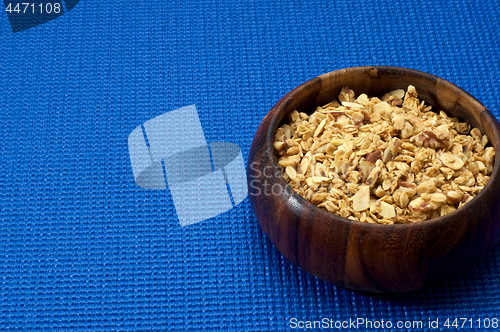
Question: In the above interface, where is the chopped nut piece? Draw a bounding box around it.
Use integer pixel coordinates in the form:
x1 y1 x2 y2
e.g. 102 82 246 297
374 186 386 198
341 101 364 110
412 131 446 149
392 115 405 130
470 128 482 140
352 186 370 212
341 161 353 178
278 155 300 167
379 201 396 219
358 160 375 178
285 146 299 155
439 153 465 170
314 118 327 137
311 176 329 183
382 178 392 191
409 197 435 212
446 191 462 206
382 147 392 163
365 149 382 164
369 200 382 214
285 166 297 180
401 121 414 139
430 192 447 204
366 167 380 188
282 124 292 139
416 180 436 195
311 192 328 205
316 143 328 154
299 152 312 175
372 101 391 115
477 160 487 172
481 135 489 147
389 89 405 99
331 139 345 146
399 191 409 208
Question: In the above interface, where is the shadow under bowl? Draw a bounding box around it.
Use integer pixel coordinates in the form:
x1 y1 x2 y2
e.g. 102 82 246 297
247 66 500 293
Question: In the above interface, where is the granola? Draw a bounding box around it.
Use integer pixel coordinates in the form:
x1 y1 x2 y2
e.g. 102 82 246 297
274 86 495 224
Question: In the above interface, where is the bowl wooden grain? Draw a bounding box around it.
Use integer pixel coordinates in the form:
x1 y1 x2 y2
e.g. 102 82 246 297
247 66 500 293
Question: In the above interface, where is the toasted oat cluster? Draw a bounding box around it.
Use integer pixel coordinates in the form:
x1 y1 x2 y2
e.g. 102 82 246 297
274 86 495 224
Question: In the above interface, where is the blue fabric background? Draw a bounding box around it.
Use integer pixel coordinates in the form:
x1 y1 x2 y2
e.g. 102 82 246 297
0 0 499 330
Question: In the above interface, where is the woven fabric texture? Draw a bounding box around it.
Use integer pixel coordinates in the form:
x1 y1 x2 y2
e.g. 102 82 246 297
1 0 500 330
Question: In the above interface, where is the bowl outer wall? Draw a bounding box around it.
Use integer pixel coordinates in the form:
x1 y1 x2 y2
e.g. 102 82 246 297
247 66 500 293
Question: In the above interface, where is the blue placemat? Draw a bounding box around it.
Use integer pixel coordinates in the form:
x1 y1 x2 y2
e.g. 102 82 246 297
1 0 500 330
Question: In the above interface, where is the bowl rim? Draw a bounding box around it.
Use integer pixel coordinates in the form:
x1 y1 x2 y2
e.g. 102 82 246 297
262 65 500 230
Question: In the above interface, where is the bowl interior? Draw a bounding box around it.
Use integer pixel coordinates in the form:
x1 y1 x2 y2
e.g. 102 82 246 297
271 66 500 217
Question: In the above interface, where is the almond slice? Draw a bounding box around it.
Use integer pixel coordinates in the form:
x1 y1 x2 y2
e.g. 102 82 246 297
352 186 370 212
439 153 465 170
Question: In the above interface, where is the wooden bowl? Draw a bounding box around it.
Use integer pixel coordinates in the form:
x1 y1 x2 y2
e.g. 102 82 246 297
247 66 500 293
